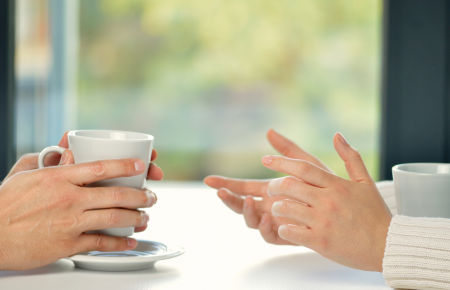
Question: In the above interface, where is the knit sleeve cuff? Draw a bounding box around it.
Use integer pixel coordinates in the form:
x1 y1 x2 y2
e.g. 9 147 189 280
382 215 450 290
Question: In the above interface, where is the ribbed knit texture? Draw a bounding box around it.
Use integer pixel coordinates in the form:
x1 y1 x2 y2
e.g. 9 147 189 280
375 181 450 289
382 215 450 290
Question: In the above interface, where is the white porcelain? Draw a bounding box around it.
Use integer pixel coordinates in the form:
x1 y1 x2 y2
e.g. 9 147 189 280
393 163 450 218
66 240 184 272
38 130 154 237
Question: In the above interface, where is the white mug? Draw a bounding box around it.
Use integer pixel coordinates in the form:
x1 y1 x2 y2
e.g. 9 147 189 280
38 130 154 237
393 163 450 218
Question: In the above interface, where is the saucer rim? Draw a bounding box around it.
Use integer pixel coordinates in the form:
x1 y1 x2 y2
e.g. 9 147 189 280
67 240 184 263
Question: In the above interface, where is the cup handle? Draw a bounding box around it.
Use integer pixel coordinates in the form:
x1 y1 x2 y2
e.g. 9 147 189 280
38 146 66 169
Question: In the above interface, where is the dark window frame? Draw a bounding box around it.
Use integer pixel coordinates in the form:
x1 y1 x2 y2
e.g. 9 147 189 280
380 0 450 180
0 0 16 180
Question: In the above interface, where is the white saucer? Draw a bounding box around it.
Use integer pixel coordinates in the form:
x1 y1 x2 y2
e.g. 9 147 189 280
66 240 184 272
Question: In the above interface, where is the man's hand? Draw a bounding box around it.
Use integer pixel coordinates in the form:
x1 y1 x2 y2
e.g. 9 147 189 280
0 158 156 271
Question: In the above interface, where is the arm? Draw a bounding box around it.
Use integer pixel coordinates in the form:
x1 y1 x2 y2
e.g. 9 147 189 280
383 215 450 289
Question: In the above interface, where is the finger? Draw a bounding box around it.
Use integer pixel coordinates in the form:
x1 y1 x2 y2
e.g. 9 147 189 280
84 187 156 210
151 149 158 161
278 224 312 248
77 233 137 253
267 176 319 205
243 196 260 229
267 129 310 159
333 133 373 185
204 175 269 197
262 156 338 188
147 163 164 180
59 150 75 165
217 188 244 214
135 224 148 232
81 209 149 231
272 199 315 227
259 213 295 245
60 159 146 186
44 131 70 166
267 129 333 173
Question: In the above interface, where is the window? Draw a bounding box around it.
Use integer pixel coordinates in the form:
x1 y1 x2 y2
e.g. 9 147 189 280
16 0 382 180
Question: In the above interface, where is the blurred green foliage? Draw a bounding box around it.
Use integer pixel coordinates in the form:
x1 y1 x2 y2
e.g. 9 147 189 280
78 0 381 181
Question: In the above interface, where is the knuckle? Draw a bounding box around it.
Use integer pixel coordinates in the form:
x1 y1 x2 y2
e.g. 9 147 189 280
324 199 340 213
280 177 294 191
297 162 311 175
111 187 126 205
122 160 135 176
107 210 122 226
281 225 294 239
22 153 35 163
90 161 107 177
278 200 290 215
55 191 77 208
350 148 362 159
317 235 330 251
95 234 108 250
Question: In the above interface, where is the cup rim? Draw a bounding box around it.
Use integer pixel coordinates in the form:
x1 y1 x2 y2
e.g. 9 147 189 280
68 130 154 141
392 162 450 176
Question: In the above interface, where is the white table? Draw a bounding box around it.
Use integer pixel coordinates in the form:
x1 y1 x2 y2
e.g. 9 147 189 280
0 182 392 290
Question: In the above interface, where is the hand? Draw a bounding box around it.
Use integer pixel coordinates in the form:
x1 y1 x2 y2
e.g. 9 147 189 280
3 131 164 183
263 132 392 272
2 132 163 234
0 158 156 271
204 129 331 245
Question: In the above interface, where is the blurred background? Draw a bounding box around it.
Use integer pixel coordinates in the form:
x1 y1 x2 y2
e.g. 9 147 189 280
15 0 382 181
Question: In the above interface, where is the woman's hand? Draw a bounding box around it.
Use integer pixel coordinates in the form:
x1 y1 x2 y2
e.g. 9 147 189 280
204 129 331 245
263 133 392 272
0 158 156 271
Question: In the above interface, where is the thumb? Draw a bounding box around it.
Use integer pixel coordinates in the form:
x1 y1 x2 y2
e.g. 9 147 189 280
59 149 75 165
333 132 373 184
57 131 70 148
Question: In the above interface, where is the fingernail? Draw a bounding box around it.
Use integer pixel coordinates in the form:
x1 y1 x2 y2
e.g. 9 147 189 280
145 190 155 207
261 215 267 225
262 156 274 165
338 132 348 145
278 225 288 238
272 201 283 217
59 150 68 165
244 201 248 208
140 211 150 226
134 160 145 172
267 178 282 197
127 238 137 247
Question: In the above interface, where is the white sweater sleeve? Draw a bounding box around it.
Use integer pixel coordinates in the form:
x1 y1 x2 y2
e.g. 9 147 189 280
376 181 450 289
382 215 450 290
376 181 397 215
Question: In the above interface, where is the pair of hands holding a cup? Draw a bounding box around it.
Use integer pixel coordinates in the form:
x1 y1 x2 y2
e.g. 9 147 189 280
0 129 392 273
0 132 163 270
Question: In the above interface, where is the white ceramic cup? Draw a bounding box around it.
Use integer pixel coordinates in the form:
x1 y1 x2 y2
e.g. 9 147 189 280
38 130 154 237
392 163 450 218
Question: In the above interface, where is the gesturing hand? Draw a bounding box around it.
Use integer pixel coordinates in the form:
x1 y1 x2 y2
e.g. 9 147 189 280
0 158 155 271
263 133 392 272
204 129 331 245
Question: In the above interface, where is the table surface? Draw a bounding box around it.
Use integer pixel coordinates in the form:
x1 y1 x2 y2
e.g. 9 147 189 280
0 182 393 290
